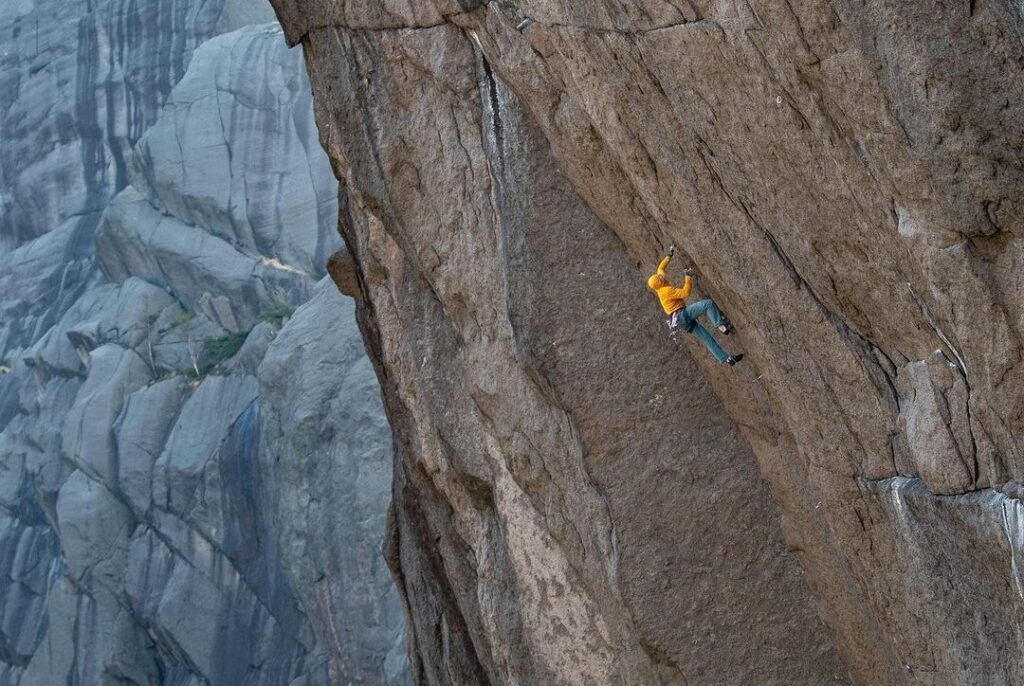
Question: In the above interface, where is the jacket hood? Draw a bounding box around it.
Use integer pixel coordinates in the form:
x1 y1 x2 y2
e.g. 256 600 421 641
648 273 666 290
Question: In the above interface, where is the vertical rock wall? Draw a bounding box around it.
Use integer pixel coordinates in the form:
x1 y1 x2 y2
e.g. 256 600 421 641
274 1 1024 684
0 5 407 683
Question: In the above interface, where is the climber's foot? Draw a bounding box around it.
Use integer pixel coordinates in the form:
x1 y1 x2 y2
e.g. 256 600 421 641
726 354 743 366
718 319 734 336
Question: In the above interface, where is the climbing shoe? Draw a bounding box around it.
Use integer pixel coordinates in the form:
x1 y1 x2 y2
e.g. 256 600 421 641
726 354 744 366
718 318 734 336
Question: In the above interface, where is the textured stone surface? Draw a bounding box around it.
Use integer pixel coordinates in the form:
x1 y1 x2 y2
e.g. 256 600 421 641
0 4 406 683
259 279 408 686
0 0 221 250
97 187 314 332
131 23 338 277
275 1 1024 684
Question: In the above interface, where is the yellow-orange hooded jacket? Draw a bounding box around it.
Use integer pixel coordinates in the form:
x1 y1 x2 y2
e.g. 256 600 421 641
648 255 692 315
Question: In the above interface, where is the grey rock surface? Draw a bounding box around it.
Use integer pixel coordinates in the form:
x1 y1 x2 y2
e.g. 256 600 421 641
62 344 153 483
0 3 406 684
117 378 191 514
0 0 222 249
274 1 1024 684
131 23 338 278
259 279 408 686
98 187 313 332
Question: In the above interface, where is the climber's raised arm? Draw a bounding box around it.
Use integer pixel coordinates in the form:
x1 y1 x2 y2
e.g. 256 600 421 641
657 244 675 276
657 254 672 276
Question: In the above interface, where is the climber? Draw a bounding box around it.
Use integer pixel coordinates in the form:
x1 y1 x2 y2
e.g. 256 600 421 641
648 246 743 366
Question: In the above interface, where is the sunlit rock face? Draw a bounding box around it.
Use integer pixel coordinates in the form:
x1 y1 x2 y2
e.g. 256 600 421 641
272 1 1024 684
0 3 407 683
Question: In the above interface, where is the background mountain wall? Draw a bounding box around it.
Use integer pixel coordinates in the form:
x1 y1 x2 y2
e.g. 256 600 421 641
271 1 1024 684
0 2 407 683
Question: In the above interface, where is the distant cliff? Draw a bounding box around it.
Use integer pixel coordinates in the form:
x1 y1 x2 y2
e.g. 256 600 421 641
0 2 406 683
272 1 1024 684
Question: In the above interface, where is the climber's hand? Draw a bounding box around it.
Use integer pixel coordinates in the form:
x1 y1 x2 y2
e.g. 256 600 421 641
667 245 675 257
682 267 696 277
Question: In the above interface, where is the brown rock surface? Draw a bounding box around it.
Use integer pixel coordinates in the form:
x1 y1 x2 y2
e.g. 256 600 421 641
271 1 1024 684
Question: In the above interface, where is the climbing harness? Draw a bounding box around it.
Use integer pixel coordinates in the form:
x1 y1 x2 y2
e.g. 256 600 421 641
667 308 696 335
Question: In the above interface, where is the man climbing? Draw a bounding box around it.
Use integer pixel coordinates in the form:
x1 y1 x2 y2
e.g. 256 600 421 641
648 246 743 366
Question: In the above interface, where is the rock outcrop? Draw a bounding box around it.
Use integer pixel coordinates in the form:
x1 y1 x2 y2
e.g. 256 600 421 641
0 4 406 683
259 280 409 686
273 1 1024 684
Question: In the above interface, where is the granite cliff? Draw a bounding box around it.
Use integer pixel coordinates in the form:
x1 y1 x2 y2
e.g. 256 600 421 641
0 2 406 683
271 1 1024 684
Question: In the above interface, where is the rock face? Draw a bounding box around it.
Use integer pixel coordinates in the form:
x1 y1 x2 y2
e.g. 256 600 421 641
273 1 1024 684
259 280 409 686
0 4 406 684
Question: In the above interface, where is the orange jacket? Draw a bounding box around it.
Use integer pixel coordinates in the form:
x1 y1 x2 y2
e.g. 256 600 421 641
647 255 692 315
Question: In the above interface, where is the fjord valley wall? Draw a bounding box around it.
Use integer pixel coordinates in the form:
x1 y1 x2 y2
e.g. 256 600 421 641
0 2 406 683
273 1 1024 684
